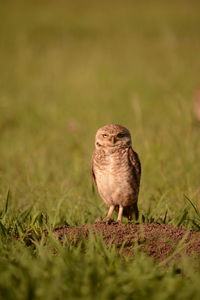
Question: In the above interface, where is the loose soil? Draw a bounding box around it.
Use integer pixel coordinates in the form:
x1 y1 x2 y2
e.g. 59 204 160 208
53 223 200 262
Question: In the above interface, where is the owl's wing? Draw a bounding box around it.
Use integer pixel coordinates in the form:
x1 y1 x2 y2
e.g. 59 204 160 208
128 146 141 186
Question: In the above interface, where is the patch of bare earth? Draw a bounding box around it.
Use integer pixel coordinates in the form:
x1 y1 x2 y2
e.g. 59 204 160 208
53 223 200 262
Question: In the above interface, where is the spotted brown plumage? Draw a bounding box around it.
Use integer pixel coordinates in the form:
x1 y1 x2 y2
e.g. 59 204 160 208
92 124 141 222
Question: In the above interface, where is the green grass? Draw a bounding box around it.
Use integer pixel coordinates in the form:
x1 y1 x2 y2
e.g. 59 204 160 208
0 0 200 299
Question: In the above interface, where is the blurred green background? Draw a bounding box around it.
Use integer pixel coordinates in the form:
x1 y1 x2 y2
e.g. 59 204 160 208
0 0 200 224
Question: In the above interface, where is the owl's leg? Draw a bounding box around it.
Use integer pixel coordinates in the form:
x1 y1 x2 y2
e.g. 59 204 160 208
117 205 123 222
103 205 115 223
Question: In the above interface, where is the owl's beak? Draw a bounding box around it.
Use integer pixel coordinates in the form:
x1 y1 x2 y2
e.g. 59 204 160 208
110 136 116 144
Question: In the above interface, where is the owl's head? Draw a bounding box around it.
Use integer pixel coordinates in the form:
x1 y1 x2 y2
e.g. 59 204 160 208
95 124 132 150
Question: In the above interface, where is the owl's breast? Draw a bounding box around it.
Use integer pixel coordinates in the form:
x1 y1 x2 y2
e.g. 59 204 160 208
93 149 138 206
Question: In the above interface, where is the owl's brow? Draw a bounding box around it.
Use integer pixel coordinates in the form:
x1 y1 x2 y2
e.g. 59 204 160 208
118 131 129 135
102 131 128 136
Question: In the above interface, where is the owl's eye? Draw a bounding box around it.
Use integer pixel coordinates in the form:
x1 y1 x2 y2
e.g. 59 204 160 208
102 134 108 138
117 133 126 138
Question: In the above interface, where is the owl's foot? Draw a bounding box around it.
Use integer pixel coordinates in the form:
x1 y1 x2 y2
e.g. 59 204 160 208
103 217 115 225
116 220 122 224
110 220 122 225
95 217 103 223
95 217 114 224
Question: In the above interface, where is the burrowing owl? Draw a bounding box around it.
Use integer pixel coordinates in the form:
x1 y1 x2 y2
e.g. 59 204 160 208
92 124 141 222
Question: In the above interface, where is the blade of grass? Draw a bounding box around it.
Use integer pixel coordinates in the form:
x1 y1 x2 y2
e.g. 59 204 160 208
184 195 200 218
4 189 11 215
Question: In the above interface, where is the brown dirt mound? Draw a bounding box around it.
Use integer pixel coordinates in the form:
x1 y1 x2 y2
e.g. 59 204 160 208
53 223 200 262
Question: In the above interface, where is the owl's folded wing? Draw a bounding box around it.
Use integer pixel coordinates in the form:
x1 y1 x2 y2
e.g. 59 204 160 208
128 147 141 186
